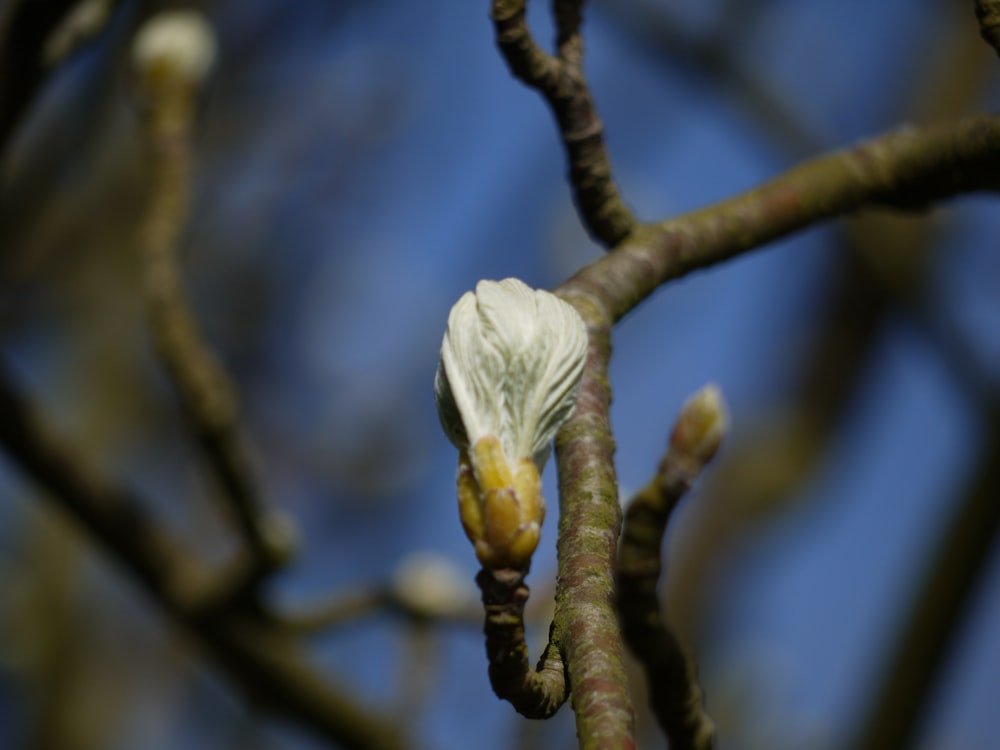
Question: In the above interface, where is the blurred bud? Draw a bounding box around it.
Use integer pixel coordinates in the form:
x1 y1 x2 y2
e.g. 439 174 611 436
260 509 300 566
669 384 729 466
132 11 216 85
435 278 588 569
391 553 475 619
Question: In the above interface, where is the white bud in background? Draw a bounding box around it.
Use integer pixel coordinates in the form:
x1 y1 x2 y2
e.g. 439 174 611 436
132 10 216 83
391 553 475 618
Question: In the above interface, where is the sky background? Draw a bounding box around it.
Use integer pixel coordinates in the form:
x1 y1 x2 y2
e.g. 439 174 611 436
1 1 999 749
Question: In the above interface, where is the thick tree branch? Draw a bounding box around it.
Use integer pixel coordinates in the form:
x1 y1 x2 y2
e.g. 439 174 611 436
0 364 407 750
565 115 1000 322
491 0 636 247
549 289 636 749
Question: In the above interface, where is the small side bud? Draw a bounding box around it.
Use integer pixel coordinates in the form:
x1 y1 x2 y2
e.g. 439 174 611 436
669 384 729 466
132 11 216 85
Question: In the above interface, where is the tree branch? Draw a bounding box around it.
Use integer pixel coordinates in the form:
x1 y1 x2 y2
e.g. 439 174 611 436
137 27 294 584
565 114 1000 322
617 387 726 750
490 0 636 247
0 363 407 750
475 567 568 718
549 289 636 748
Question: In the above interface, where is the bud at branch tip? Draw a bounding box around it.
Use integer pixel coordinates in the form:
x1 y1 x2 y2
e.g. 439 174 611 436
132 11 216 85
669 383 728 467
435 278 588 569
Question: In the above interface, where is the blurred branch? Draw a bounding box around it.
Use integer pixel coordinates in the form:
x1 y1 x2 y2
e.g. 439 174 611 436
0 0 77 154
0 363 408 750
0 364 197 604
617 387 726 750
565 114 1000 323
548 290 636 746
594 0 825 159
848 409 1000 750
491 0 636 246
136 15 295 586
42 0 118 68
275 556 483 633
975 0 1000 56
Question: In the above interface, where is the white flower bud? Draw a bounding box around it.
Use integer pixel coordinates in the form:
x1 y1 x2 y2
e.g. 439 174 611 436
435 278 588 569
391 553 475 619
435 278 588 471
132 11 216 84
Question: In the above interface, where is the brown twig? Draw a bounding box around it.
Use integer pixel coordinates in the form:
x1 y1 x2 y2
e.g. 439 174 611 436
548 289 637 748
490 0 636 247
975 0 1000 56
138 45 293 583
273 584 481 634
476 567 568 718
0 363 407 750
566 114 1000 323
617 388 725 750
0 364 195 605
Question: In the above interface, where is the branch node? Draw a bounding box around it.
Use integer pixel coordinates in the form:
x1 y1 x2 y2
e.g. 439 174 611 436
475 567 567 718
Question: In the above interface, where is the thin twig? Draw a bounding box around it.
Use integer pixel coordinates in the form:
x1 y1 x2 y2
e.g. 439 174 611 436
617 388 726 750
490 0 636 247
273 585 482 634
41 0 119 67
138 46 293 582
566 114 1000 323
476 567 568 718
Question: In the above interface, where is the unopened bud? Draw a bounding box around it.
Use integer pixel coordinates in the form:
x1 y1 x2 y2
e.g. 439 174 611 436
391 553 475 619
669 384 728 466
435 278 588 569
132 11 216 85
